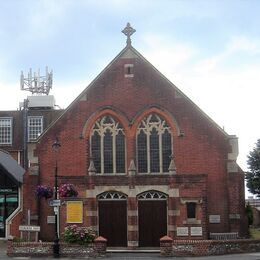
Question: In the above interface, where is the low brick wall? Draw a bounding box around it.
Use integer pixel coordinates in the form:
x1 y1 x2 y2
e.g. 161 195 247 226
160 237 260 257
7 236 107 258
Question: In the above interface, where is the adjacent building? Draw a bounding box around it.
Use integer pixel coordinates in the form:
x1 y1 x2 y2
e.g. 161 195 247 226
0 96 63 239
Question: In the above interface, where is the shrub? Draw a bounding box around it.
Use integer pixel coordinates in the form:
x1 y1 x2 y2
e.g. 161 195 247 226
63 225 96 245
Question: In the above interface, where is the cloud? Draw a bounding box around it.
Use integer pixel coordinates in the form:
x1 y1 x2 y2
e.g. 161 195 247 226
227 35 260 53
141 33 197 76
141 34 260 171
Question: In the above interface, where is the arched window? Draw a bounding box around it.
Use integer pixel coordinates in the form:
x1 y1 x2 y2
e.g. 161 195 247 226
137 113 172 174
90 115 125 174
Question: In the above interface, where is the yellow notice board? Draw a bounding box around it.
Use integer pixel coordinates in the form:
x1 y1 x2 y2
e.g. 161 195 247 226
66 201 83 223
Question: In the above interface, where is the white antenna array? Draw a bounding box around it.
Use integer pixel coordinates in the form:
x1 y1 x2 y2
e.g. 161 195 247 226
20 66 53 95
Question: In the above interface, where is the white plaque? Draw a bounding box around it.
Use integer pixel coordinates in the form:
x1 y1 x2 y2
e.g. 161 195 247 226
19 225 40 232
177 227 188 236
209 215 221 223
191 227 202 236
47 216 55 224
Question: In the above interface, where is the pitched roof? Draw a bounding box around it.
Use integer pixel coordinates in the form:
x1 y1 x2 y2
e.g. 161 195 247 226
38 44 228 140
0 150 25 184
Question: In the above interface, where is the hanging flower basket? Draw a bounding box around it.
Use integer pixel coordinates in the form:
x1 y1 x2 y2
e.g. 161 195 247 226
58 184 78 198
35 185 53 199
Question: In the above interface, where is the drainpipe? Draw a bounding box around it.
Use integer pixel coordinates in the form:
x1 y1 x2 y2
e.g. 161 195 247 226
23 99 28 170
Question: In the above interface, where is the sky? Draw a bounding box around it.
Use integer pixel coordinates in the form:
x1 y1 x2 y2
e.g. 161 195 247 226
0 0 260 195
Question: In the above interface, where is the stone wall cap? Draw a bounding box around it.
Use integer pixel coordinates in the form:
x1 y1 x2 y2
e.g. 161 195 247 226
94 236 107 242
160 235 173 241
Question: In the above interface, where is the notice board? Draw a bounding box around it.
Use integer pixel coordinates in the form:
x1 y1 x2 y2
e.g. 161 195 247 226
66 201 83 223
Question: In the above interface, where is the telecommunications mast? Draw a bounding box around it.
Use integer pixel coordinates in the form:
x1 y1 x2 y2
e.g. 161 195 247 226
20 66 53 95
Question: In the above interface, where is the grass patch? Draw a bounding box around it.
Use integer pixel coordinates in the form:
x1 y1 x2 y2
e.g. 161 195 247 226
250 227 260 239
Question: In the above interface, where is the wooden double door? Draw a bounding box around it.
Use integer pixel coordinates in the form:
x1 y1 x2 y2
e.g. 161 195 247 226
98 194 167 247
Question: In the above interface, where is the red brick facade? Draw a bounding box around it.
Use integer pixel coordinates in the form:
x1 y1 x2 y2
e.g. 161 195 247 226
15 44 246 246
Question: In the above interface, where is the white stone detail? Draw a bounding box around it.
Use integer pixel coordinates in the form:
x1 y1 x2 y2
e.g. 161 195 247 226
190 227 202 236
128 225 138 231
86 185 177 199
86 210 97 217
177 227 189 236
168 210 180 216
128 241 139 247
209 215 221 223
168 225 177 231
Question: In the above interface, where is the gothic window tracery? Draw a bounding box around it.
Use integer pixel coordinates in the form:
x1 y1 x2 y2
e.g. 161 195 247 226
137 190 168 200
90 115 125 174
137 113 172 174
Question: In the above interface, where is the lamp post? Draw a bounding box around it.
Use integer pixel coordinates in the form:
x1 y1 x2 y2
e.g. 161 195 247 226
52 137 61 258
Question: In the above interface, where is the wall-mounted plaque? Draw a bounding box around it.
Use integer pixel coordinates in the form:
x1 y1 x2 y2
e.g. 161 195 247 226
209 215 221 223
47 216 55 224
177 227 189 236
191 227 202 236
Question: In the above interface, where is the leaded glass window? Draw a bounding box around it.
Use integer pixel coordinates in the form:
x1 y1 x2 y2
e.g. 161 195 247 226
90 115 125 174
137 113 172 174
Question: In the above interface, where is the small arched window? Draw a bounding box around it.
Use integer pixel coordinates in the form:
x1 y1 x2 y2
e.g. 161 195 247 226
137 113 172 174
90 115 125 174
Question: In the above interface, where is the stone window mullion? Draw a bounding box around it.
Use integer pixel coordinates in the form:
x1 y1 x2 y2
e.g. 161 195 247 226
147 132 151 174
159 131 163 173
100 132 104 174
112 131 116 174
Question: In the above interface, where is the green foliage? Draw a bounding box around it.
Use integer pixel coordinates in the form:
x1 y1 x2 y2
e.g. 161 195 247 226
245 203 253 226
246 139 260 196
12 237 26 242
63 225 96 245
250 227 260 239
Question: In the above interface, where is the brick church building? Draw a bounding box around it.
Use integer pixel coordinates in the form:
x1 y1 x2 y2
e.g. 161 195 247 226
6 23 247 247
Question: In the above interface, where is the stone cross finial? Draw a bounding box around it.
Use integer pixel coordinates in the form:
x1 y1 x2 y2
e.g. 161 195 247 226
122 22 136 46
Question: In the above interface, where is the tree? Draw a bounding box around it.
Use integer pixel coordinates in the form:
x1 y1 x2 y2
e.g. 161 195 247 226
245 139 260 196
245 203 253 226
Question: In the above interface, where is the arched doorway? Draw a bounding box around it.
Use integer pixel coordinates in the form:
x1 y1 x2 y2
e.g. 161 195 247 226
98 191 127 247
138 190 167 247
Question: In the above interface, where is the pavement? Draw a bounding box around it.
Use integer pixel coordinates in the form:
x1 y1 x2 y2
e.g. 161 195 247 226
1 241 260 259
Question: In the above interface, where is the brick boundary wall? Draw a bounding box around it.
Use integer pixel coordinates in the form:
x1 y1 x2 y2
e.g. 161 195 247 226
160 237 260 257
7 236 107 258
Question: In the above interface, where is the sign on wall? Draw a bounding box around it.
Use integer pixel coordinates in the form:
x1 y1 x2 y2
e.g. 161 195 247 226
209 215 221 223
66 201 83 223
47 216 55 224
191 227 202 236
19 225 40 232
176 227 189 236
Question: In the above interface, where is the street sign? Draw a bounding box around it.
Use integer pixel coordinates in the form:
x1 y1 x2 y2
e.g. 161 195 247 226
49 199 61 207
54 206 59 214
19 225 40 232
